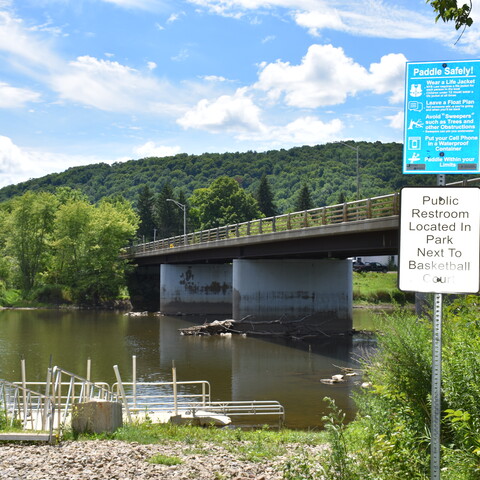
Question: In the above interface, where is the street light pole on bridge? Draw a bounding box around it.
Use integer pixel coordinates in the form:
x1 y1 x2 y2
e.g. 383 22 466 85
166 199 187 245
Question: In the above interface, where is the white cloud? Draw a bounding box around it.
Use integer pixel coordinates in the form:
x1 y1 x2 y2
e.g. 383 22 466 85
369 53 407 104
134 141 182 157
50 55 173 112
261 35 275 43
238 116 344 145
101 0 167 11
0 82 40 108
0 136 110 188
177 87 264 132
167 12 185 23
255 45 406 108
147 61 157 70
0 10 60 68
294 9 344 36
202 75 228 82
386 111 403 130
255 44 370 108
188 0 469 50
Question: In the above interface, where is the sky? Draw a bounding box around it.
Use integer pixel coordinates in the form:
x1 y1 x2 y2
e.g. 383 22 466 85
0 0 480 187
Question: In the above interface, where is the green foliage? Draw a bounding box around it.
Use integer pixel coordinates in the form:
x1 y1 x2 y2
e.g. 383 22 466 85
147 454 183 465
353 272 415 305
0 189 138 306
1 191 58 293
154 183 184 238
0 142 448 216
255 174 277 217
136 185 156 241
97 420 326 447
315 299 480 479
427 0 473 30
294 182 313 211
189 176 261 229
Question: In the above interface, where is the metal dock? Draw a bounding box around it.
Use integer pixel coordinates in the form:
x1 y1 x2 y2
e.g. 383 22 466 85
1 357 285 440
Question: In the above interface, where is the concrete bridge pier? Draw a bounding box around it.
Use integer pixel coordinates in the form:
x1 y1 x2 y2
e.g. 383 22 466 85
232 259 352 334
160 264 233 315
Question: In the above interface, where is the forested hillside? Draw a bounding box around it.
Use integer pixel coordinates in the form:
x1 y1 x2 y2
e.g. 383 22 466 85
0 142 443 213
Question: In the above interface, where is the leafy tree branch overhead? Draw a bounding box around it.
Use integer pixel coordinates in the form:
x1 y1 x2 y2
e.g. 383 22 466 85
426 0 473 30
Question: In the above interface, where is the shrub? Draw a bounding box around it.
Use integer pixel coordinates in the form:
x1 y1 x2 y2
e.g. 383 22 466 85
317 298 480 479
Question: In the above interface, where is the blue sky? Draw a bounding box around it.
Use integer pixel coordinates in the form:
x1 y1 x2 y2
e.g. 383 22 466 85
0 0 479 187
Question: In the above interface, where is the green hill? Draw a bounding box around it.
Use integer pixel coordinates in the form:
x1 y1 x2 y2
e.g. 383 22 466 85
0 142 447 212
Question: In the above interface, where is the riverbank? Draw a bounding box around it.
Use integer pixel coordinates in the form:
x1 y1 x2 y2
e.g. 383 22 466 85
0 425 329 480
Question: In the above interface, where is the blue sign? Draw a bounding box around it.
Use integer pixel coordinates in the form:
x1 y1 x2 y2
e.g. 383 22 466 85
404 60 480 174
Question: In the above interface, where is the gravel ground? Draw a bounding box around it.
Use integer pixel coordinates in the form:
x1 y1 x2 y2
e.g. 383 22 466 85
0 440 325 479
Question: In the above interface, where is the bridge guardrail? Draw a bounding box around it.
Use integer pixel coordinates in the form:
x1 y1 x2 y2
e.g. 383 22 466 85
127 193 400 256
126 177 480 257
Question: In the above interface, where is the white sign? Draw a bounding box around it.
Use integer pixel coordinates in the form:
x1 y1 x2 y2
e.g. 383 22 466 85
399 187 480 293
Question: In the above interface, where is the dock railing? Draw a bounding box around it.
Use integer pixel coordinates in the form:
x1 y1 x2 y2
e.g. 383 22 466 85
111 381 285 425
0 378 55 433
49 366 117 429
112 380 211 414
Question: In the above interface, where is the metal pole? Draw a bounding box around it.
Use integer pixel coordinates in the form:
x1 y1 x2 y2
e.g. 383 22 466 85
132 355 137 409
183 206 187 246
431 172 445 480
113 365 132 423
356 147 360 200
86 357 91 401
21 357 27 426
431 293 443 480
172 360 178 416
166 199 188 245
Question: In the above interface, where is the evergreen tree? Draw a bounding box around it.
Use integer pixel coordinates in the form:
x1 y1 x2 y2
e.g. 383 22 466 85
255 175 277 217
154 183 181 238
136 185 155 241
295 183 313 211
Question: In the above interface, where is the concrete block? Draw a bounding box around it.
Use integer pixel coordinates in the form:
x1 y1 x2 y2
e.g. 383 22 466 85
72 400 123 434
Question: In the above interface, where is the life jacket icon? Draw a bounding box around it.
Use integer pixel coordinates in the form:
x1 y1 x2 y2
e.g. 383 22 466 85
410 84 422 97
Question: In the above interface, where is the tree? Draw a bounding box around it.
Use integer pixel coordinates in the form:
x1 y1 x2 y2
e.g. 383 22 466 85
189 176 262 229
49 198 93 295
294 183 313 211
136 185 155 241
3 192 58 293
154 183 182 239
49 196 139 304
78 197 138 304
255 175 277 217
427 0 473 30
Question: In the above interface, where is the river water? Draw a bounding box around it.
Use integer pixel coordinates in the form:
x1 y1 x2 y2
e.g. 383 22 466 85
0 308 381 429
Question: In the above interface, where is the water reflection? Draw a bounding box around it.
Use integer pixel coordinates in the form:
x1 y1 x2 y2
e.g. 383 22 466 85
0 308 380 429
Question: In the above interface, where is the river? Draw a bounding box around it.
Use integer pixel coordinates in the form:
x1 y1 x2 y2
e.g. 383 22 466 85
0 308 381 429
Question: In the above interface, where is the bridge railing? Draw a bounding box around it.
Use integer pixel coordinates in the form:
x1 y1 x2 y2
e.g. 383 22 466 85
127 192 400 256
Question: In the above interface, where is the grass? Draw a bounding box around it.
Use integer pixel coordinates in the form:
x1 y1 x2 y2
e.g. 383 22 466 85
147 454 183 465
67 422 328 463
353 272 414 305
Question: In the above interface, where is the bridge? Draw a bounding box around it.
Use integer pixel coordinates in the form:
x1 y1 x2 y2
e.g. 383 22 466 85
124 178 478 335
